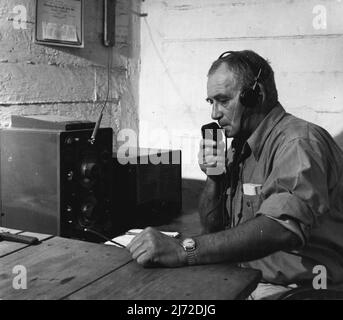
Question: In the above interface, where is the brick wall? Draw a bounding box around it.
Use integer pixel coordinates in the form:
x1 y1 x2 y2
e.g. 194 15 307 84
0 0 141 149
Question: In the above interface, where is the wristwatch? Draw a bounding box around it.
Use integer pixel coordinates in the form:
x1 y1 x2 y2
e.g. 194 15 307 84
181 238 197 266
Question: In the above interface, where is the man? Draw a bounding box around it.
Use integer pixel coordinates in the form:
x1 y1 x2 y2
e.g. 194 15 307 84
127 50 343 299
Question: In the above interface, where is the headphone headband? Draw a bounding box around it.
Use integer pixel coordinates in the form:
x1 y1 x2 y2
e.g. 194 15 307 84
218 50 261 82
218 51 235 59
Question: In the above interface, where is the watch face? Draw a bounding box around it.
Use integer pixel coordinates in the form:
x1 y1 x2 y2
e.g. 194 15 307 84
183 238 196 250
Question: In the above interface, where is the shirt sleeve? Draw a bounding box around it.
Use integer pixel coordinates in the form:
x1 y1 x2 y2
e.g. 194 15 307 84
256 137 330 243
264 215 306 246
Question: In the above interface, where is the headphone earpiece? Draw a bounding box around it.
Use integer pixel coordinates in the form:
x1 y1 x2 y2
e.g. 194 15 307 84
239 83 261 109
240 68 262 108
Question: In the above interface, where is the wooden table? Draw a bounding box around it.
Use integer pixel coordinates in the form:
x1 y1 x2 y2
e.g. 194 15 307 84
0 226 262 300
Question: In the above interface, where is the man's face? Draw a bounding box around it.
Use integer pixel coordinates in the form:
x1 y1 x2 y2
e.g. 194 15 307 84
206 64 245 138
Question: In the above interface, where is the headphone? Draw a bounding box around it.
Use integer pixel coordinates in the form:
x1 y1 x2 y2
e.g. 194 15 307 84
218 51 262 109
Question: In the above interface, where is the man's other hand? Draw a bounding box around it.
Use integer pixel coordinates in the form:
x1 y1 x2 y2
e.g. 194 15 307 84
126 227 186 267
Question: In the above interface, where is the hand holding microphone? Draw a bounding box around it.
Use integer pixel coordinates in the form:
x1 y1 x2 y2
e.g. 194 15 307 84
198 122 226 177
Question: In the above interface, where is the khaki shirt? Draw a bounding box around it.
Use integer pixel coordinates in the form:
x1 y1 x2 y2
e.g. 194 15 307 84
227 103 343 285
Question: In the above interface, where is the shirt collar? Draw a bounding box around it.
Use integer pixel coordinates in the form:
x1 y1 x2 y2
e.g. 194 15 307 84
246 102 286 160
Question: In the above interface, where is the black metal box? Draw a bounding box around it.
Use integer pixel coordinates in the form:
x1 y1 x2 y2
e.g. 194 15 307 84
112 148 182 233
0 127 113 241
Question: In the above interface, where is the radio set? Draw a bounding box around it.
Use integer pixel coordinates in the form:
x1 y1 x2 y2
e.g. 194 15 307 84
0 115 113 242
0 115 182 242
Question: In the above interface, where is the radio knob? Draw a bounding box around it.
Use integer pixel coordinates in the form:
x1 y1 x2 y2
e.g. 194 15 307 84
65 137 73 145
81 203 94 218
66 170 74 181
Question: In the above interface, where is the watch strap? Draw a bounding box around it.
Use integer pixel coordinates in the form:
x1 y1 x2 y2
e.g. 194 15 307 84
185 247 197 265
181 238 197 266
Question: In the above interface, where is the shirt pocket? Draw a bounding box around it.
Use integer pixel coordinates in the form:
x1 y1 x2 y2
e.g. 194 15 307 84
242 194 263 222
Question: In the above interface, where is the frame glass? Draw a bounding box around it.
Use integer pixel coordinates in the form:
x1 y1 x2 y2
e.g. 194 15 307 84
35 0 84 48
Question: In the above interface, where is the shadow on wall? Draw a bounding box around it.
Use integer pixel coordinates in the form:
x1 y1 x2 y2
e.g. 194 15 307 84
334 131 343 151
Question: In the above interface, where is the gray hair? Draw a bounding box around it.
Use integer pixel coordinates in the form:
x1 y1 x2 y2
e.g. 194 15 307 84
208 50 278 106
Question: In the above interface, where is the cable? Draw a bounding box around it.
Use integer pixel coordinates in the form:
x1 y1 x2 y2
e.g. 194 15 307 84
204 131 230 229
90 47 113 144
203 103 239 229
83 228 126 248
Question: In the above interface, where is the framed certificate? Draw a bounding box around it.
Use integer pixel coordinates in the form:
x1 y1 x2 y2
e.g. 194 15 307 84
35 0 84 48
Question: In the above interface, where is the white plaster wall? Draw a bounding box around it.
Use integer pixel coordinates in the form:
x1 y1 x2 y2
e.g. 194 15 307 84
0 0 141 149
140 0 343 180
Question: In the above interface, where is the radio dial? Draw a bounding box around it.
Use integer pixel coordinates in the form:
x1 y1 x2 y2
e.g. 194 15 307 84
81 161 99 179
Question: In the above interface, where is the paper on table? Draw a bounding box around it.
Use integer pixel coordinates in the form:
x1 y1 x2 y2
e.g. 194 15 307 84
104 229 180 248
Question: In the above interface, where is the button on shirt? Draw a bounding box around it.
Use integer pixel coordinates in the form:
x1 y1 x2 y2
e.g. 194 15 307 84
226 103 343 285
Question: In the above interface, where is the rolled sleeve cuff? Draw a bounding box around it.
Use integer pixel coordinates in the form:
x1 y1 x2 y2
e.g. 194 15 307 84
256 192 313 242
264 215 306 246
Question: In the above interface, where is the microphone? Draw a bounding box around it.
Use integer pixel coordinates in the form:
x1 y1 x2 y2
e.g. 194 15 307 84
83 228 126 248
201 122 227 176
201 122 222 142
200 122 228 227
